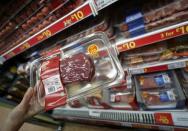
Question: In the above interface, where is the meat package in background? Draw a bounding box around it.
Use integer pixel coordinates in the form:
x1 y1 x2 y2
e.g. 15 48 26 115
60 53 95 84
141 89 177 106
40 56 67 110
85 88 111 109
138 73 171 89
110 92 134 103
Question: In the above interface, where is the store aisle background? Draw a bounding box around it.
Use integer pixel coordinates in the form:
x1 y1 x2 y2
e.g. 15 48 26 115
0 106 54 131
0 106 139 131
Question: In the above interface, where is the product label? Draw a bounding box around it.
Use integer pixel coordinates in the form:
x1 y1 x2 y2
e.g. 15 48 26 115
168 61 186 69
40 56 67 110
154 74 171 87
159 90 176 102
126 11 143 23
110 94 115 102
42 74 63 95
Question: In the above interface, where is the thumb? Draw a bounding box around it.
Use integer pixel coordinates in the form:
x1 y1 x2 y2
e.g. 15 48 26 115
20 87 34 107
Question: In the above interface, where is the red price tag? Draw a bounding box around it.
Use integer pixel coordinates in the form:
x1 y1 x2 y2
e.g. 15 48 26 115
144 65 168 73
118 23 188 53
154 113 174 125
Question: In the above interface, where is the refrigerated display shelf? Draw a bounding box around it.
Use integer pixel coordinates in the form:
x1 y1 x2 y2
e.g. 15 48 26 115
0 1 97 62
125 58 188 75
0 0 33 32
52 107 188 130
3 1 48 39
116 21 188 53
0 0 119 64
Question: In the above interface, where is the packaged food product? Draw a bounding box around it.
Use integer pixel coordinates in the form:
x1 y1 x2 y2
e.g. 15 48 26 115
39 55 67 110
141 89 177 106
85 88 111 109
107 79 138 110
176 68 188 99
135 71 186 109
30 33 124 110
120 43 167 67
137 73 171 90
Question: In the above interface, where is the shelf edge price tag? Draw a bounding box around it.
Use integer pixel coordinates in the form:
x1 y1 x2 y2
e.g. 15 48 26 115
119 41 136 52
168 61 186 70
131 68 144 75
89 110 101 118
154 113 173 125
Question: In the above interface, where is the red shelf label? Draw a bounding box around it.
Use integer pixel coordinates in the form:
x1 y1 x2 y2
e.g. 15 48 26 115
3 3 93 60
118 23 188 52
144 65 168 73
154 113 174 125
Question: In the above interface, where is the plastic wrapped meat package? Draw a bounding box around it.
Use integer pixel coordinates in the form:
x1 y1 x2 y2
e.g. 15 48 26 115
108 83 138 110
120 39 188 68
176 67 188 98
140 89 178 107
30 33 124 110
134 71 186 110
120 43 167 67
137 72 172 90
84 88 111 109
114 0 188 38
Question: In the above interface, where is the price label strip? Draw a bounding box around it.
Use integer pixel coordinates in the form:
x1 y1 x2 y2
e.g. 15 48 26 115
89 110 101 118
168 61 186 70
117 22 188 53
2 1 97 60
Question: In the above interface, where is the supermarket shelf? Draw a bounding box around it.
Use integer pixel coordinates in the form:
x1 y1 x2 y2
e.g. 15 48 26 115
0 0 119 64
0 0 33 32
0 1 97 62
52 107 188 130
116 21 188 53
126 58 188 75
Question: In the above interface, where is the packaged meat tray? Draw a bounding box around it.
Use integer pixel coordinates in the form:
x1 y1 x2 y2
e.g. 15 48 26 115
176 68 188 98
30 33 124 110
134 71 186 110
120 39 188 68
85 88 111 109
109 83 138 110
115 0 188 38
120 42 167 67
137 72 172 90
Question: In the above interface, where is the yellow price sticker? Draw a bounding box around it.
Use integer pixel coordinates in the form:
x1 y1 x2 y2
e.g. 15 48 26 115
87 44 99 56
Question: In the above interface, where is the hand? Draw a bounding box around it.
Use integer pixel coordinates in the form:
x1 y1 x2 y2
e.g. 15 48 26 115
2 85 44 131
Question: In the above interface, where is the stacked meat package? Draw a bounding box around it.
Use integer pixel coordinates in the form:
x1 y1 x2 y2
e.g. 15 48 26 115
120 36 188 68
134 71 186 110
114 0 188 38
176 67 188 99
30 33 124 110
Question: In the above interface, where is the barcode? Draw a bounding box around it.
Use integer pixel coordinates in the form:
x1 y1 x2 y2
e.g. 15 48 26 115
42 75 63 95
48 86 56 94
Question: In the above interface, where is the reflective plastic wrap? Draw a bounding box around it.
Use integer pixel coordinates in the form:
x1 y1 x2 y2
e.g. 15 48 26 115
30 33 124 110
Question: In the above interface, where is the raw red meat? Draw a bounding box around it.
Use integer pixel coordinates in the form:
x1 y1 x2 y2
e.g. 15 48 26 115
60 53 95 84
